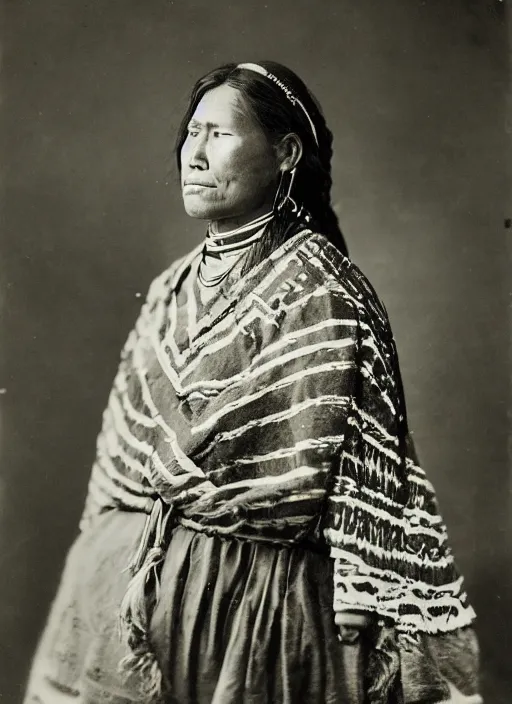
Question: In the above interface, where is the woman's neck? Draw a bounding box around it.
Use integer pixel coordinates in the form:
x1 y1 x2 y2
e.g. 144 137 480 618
210 203 274 235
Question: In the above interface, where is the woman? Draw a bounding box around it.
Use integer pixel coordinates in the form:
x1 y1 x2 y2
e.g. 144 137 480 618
24 61 481 704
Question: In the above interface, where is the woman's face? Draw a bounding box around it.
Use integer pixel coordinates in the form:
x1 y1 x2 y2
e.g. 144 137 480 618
180 84 279 231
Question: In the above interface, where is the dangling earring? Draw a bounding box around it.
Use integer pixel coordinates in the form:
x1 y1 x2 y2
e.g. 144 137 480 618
273 167 298 213
272 167 312 225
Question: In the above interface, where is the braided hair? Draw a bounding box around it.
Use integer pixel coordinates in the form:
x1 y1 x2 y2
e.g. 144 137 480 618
175 61 349 272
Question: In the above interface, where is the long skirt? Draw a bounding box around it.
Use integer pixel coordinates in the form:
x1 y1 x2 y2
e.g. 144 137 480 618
24 510 369 703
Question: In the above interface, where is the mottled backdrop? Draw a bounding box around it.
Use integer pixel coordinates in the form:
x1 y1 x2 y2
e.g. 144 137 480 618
1 1 509 701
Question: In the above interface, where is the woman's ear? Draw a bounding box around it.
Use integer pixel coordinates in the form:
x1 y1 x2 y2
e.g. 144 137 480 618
276 133 303 174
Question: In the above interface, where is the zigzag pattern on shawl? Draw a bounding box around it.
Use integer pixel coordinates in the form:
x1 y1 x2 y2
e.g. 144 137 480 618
78 232 476 698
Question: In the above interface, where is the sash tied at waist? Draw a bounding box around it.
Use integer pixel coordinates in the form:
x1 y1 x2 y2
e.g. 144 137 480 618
117 497 176 699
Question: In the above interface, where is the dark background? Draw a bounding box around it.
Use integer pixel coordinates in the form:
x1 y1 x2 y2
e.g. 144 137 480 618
1 1 509 701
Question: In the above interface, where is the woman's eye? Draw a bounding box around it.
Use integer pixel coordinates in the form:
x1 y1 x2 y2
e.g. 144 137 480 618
213 131 231 138
187 129 199 138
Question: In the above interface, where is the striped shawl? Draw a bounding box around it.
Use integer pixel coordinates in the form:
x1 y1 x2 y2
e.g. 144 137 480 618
80 230 477 699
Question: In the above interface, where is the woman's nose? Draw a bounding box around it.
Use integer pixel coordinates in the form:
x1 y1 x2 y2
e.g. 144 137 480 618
188 135 208 169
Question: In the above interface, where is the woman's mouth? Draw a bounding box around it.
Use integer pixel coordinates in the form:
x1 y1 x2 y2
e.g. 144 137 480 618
183 180 216 189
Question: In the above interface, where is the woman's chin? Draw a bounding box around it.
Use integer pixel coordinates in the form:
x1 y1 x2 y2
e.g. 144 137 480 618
183 199 218 220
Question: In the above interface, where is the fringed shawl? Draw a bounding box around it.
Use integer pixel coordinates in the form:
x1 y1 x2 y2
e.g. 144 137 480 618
80 230 477 700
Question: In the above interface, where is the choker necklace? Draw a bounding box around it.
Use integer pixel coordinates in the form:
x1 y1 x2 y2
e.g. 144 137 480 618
206 212 273 256
208 211 273 244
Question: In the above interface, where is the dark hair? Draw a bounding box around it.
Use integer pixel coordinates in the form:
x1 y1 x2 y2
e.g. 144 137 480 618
175 61 349 270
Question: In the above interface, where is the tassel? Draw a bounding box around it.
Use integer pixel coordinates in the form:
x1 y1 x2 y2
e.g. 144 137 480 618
119 546 165 634
118 648 163 701
117 498 174 700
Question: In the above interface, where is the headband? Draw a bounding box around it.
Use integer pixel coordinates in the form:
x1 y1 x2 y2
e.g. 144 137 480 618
236 62 319 147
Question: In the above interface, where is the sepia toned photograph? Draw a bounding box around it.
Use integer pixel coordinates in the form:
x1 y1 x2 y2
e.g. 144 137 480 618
1 1 509 702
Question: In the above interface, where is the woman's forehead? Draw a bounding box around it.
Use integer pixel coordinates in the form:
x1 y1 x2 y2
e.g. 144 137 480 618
191 84 253 128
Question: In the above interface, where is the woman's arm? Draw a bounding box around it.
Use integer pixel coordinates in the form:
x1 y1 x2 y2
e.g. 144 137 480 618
79 260 184 531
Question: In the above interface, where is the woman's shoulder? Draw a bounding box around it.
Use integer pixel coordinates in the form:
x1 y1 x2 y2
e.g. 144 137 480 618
144 247 200 307
292 231 391 332
239 230 393 347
